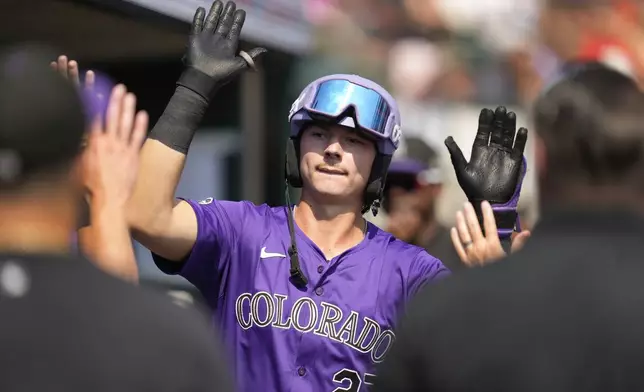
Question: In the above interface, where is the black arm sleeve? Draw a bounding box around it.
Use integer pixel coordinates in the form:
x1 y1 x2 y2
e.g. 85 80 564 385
147 86 209 154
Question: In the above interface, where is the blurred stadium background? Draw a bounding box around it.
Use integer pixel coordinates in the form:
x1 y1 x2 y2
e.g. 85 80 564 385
3 0 641 307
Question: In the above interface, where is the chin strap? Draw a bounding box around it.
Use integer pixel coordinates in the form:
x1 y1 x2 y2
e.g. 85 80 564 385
284 180 307 288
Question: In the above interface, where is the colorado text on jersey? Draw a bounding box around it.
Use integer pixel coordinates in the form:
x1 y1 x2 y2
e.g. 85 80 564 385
235 291 396 364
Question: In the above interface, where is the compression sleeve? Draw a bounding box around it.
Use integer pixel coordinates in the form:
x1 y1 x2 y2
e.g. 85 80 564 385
147 86 209 154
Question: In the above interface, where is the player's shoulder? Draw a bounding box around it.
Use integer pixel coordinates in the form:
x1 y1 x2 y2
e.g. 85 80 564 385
180 197 285 224
369 223 442 266
187 197 284 220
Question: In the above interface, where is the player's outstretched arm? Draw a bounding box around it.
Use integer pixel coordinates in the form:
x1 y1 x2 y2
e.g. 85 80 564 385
127 0 266 261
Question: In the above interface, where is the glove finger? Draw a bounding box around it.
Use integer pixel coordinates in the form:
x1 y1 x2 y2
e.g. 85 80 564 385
191 7 206 35
228 9 246 41
203 1 223 32
216 1 236 37
501 110 517 149
489 106 506 146
445 136 468 172
512 127 529 160
473 108 493 147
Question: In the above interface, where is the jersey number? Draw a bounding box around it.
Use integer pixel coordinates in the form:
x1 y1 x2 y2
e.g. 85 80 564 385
332 369 376 392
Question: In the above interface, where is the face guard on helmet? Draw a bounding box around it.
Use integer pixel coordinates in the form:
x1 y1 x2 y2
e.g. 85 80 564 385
282 74 402 288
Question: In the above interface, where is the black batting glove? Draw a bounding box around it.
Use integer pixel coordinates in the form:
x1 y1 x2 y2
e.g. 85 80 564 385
444 106 529 239
178 0 267 101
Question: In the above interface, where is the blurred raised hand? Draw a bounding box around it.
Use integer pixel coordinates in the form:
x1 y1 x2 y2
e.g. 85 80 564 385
82 85 147 206
78 84 148 283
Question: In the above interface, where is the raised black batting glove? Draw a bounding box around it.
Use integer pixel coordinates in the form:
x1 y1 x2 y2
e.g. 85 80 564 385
178 0 267 101
444 106 528 240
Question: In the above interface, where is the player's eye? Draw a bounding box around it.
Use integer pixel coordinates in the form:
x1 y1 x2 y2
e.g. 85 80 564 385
347 137 364 145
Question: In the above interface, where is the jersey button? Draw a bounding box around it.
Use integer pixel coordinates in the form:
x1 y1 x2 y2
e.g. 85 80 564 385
298 366 306 376
317 265 324 274
315 287 324 296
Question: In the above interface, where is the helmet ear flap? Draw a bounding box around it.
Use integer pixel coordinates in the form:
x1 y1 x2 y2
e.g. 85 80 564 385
285 137 303 188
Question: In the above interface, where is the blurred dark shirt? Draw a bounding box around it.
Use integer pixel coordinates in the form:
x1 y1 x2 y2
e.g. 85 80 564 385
0 253 233 392
376 207 644 392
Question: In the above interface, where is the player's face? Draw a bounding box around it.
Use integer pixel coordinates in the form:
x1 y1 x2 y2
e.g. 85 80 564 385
299 123 376 203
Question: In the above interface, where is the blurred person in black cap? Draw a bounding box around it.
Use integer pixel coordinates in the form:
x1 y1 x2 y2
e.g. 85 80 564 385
0 44 232 392
384 136 463 271
375 63 644 391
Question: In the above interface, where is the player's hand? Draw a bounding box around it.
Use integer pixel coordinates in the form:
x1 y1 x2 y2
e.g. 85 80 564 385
445 106 528 238
185 1 266 90
81 85 148 207
451 201 531 266
445 106 527 204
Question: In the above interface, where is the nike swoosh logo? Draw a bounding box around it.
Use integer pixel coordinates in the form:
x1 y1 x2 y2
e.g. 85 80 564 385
260 247 286 259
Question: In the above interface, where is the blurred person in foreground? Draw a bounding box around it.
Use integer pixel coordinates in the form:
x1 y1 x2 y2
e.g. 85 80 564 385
0 44 231 392
375 64 644 391
384 136 463 271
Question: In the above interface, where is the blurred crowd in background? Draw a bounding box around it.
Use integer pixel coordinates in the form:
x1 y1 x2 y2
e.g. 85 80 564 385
293 0 644 264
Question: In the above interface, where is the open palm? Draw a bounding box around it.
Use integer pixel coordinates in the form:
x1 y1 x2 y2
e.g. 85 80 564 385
445 106 527 204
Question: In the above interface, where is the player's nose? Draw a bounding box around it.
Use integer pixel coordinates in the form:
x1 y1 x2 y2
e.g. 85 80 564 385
323 137 343 160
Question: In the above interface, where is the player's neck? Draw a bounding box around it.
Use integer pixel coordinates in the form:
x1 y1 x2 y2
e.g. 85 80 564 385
294 199 366 257
0 199 76 255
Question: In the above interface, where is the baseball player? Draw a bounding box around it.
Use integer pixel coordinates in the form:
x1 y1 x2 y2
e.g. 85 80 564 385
127 1 449 391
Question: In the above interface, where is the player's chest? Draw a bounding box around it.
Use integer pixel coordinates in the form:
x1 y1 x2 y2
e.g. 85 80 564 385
231 238 398 355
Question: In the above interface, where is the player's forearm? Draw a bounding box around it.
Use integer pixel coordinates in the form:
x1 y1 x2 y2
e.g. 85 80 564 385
128 86 208 232
82 200 139 283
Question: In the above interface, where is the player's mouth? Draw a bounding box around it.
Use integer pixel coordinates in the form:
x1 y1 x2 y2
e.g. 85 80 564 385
317 167 347 176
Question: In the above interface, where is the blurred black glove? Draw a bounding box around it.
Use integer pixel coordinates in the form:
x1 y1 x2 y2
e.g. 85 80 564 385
178 0 267 101
444 106 528 239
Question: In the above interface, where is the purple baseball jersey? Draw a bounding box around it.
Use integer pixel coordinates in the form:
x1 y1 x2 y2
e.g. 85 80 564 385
165 198 449 391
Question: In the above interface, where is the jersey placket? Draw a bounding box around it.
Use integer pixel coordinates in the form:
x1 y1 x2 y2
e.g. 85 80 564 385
291 250 347 389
